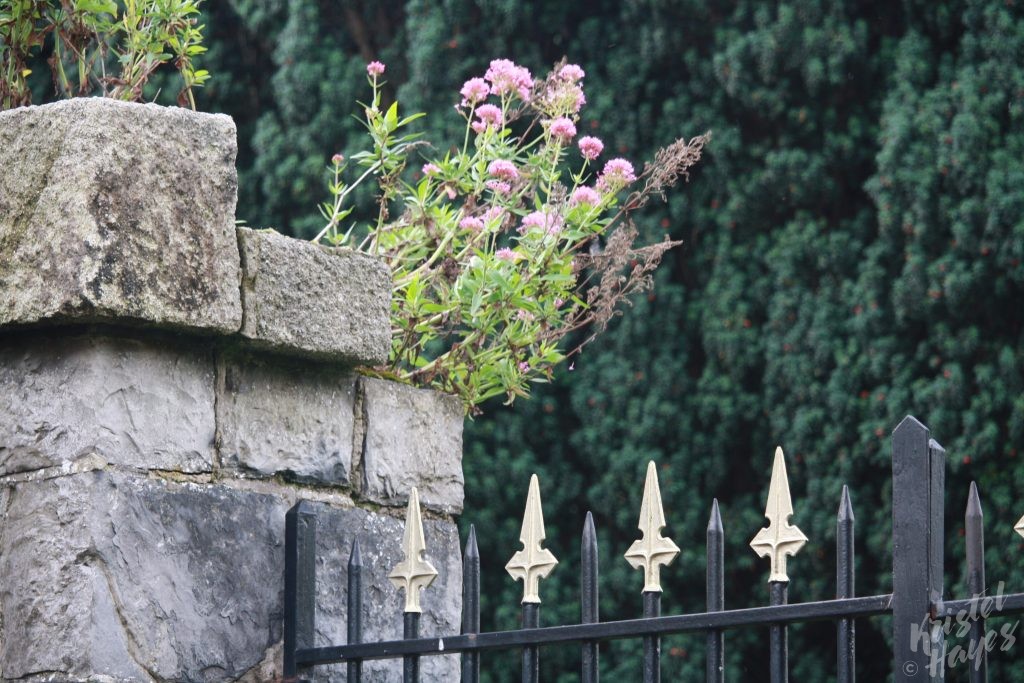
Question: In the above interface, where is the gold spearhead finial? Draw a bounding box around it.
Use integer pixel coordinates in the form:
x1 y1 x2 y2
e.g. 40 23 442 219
1015 512 1024 540
624 461 680 592
750 447 808 583
505 474 558 604
388 488 438 613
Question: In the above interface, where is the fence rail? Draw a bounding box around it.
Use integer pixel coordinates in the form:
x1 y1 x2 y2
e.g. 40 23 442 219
283 415 1024 681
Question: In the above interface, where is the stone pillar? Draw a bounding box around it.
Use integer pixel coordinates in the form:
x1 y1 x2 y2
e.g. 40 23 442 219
0 99 464 682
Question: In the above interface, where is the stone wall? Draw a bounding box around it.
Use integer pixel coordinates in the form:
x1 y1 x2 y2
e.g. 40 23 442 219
0 99 464 682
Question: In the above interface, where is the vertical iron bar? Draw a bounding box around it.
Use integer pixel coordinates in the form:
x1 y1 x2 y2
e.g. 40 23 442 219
642 591 661 683
522 603 540 683
706 499 724 683
462 526 481 683
769 582 788 683
284 501 316 683
892 416 945 682
347 539 363 683
965 482 987 683
837 486 855 683
403 612 420 683
581 512 600 683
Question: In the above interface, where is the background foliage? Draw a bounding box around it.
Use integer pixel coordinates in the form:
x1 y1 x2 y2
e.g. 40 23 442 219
29 1 1024 680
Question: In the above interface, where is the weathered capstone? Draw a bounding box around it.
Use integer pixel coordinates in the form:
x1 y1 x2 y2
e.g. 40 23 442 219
237 227 391 364
0 98 242 333
0 331 215 476
216 349 357 483
0 470 460 683
361 377 465 514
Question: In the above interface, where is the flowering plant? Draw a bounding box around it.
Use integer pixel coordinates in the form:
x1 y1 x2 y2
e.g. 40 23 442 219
317 59 708 412
1 0 209 110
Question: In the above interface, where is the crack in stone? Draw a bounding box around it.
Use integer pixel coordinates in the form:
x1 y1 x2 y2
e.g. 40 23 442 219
351 377 367 496
76 547 165 683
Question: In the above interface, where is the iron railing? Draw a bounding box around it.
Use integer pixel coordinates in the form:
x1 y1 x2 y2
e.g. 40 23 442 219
283 415 1024 682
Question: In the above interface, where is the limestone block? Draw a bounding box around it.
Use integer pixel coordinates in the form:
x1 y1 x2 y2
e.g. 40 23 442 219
216 350 357 484
0 332 215 475
0 470 280 682
0 98 242 333
310 502 463 683
0 471 462 682
237 228 391 364
360 377 465 514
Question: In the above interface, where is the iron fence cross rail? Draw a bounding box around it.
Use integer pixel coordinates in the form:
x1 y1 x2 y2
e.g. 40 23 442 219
283 415 1024 682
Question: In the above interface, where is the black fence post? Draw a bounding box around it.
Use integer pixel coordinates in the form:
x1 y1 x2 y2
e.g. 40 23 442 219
462 525 481 683
836 486 855 683
965 482 987 683
706 499 724 683
892 416 945 682
581 512 600 683
284 501 317 683
347 539 363 683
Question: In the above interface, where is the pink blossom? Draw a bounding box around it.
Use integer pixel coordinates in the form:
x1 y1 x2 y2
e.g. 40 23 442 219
570 186 600 206
554 298 565 308
485 180 511 195
331 153 345 165
366 61 385 76
496 247 516 261
459 216 484 231
578 136 604 161
539 81 586 115
421 163 441 175
460 77 490 105
549 117 577 142
483 206 507 226
475 104 504 127
572 86 587 112
597 158 636 190
487 159 519 180
518 360 530 372
519 210 563 235
471 121 487 134
559 64 586 82
485 59 534 100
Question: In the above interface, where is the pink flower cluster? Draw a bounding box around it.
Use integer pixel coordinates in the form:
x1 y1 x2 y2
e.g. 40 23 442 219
460 77 489 106
559 64 585 82
578 136 604 161
486 180 511 195
496 247 517 261
487 159 519 180
459 216 484 232
483 206 506 227
570 186 600 206
366 61 385 76
519 210 564 235
472 103 504 133
485 59 534 100
421 163 441 175
549 117 577 143
597 158 637 191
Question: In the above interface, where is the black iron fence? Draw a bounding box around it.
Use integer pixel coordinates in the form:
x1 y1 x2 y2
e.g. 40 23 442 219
283 415 1024 682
